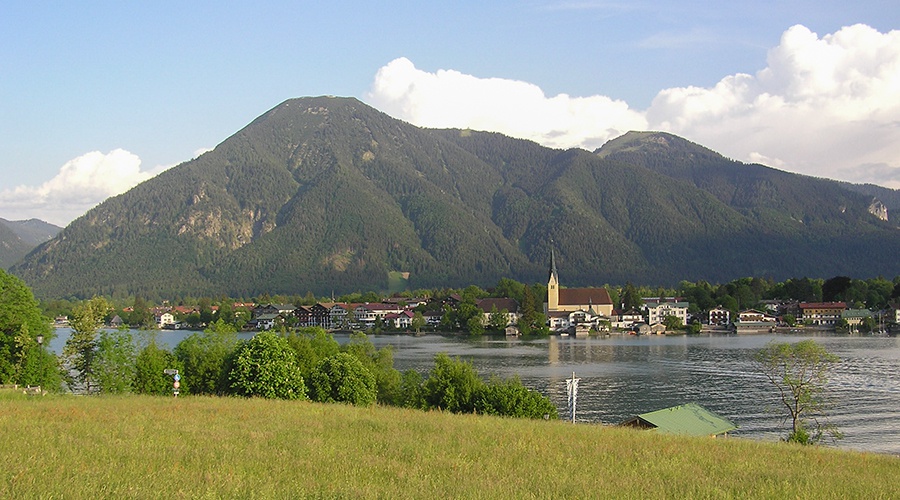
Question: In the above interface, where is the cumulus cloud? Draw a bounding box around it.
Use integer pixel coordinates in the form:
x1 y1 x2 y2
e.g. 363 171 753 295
0 149 171 226
366 57 648 151
366 24 900 189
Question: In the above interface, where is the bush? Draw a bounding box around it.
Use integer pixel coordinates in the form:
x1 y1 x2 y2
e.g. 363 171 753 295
475 377 558 419
308 352 377 406
423 353 482 413
228 331 306 400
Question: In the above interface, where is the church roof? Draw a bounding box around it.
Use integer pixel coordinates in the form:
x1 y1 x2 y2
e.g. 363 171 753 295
559 288 613 306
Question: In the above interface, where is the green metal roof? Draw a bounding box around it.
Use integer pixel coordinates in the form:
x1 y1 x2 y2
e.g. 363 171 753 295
627 403 737 436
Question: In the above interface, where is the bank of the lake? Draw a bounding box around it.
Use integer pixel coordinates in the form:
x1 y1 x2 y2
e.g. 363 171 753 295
48 328 900 455
1 393 897 499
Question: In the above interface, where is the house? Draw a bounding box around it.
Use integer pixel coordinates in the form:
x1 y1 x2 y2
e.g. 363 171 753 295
544 247 613 330
249 313 280 331
799 302 847 326
734 310 777 333
621 403 737 437
423 310 443 327
293 306 313 327
644 298 689 326
307 303 331 328
708 307 730 326
649 322 667 335
842 308 873 329
253 303 296 317
738 310 775 322
476 298 520 327
328 303 352 329
156 312 175 328
611 308 644 330
391 310 415 329
354 303 405 327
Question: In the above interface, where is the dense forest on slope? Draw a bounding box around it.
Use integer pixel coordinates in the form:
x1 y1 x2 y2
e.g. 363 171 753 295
11 97 900 300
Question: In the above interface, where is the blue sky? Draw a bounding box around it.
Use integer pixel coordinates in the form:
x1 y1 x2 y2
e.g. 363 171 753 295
2 1 899 225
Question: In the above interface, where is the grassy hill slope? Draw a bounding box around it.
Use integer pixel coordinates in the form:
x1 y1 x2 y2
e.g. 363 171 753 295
1 393 897 498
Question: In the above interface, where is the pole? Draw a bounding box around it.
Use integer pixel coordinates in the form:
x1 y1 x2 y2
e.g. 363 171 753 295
566 371 580 423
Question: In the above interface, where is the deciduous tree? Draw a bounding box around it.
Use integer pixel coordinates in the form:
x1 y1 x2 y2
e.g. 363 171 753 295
308 352 376 406
0 270 58 389
63 296 111 393
754 340 842 444
228 331 306 400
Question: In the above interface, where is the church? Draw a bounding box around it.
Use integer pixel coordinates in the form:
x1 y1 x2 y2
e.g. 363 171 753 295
544 247 614 331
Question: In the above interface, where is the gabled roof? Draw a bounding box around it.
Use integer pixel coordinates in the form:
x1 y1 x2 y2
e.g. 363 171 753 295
558 288 612 306
621 403 737 436
476 298 520 313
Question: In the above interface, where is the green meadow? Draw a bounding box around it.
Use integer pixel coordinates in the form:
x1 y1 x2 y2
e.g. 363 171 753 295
1 391 897 499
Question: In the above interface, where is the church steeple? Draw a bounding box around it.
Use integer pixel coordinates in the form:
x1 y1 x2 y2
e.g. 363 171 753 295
547 243 559 312
549 244 559 283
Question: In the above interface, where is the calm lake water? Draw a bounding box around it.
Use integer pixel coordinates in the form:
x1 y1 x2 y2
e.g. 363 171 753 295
49 329 900 455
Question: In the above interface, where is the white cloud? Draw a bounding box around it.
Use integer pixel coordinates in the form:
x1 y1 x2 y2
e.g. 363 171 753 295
649 24 900 188
366 57 648 151
0 149 172 226
366 24 900 190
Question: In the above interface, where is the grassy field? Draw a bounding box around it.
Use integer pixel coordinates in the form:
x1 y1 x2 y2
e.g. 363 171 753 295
1 390 898 499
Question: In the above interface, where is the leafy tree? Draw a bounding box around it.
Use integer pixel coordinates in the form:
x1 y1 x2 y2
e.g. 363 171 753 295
308 352 377 406
518 285 539 335
216 300 235 325
474 376 558 419
620 282 643 311
174 320 238 395
62 297 111 394
754 340 842 444
494 277 525 302
398 369 426 409
228 331 306 400
423 353 482 413
0 270 58 389
782 314 797 327
466 314 485 335
284 327 340 381
411 311 426 334
663 315 684 331
128 296 153 327
134 335 184 396
93 328 136 394
343 332 402 405
487 305 510 331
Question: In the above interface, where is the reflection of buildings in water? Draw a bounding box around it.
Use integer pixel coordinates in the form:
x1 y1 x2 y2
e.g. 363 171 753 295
549 335 559 365
549 336 617 365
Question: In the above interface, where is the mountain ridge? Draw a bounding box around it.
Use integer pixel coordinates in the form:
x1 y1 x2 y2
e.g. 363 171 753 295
11 97 900 299
0 218 61 270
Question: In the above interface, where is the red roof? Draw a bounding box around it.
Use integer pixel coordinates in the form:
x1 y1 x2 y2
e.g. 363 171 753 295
558 288 612 306
799 302 847 309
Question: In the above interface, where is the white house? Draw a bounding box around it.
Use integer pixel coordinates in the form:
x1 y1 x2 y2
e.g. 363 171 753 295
645 299 689 326
156 312 175 328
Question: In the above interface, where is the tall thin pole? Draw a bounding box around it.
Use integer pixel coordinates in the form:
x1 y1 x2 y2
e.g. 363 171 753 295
566 371 580 423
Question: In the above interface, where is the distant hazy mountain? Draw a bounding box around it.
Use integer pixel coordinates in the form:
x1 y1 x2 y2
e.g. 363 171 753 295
11 97 900 300
0 218 62 270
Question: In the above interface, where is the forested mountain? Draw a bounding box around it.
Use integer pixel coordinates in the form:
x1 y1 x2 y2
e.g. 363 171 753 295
0 218 61 269
11 97 900 300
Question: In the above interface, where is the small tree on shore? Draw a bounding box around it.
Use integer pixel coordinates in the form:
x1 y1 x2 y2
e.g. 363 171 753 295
754 340 842 444
63 296 111 393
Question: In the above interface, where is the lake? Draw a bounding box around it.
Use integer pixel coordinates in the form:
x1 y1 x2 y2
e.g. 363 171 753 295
48 329 900 455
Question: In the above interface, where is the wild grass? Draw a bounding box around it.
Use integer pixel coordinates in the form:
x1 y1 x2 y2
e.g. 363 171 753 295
1 390 897 499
